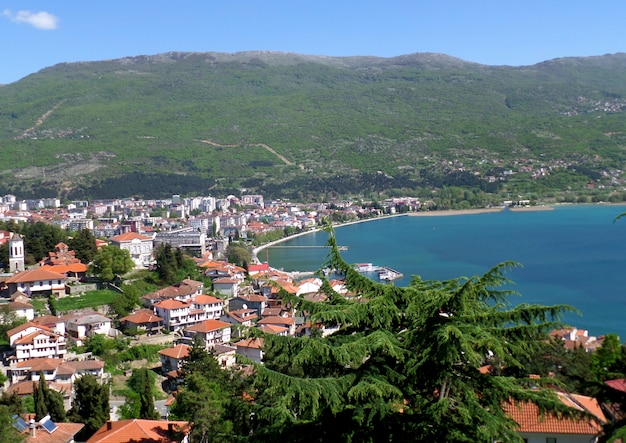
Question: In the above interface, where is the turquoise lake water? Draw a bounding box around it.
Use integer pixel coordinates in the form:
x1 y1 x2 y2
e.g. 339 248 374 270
265 205 626 340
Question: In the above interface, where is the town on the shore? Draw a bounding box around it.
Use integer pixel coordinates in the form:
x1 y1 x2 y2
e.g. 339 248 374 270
0 191 623 442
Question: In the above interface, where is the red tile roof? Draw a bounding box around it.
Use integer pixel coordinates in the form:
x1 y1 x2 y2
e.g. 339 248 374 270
606 378 626 394
257 315 295 326
273 279 299 294
7 322 52 339
31 315 63 327
120 311 163 324
258 324 288 335
505 392 606 435
186 319 230 333
227 309 258 323
7 380 68 396
142 281 202 301
154 299 189 310
7 301 34 310
261 307 283 317
235 337 264 349
40 263 88 274
248 263 270 273
158 344 190 360
23 422 84 443
194 294 222 305
213 277 239 285
6 268 66 283
86 419 190 443
16 357 64 371
110 232 153 242
63 359 105 371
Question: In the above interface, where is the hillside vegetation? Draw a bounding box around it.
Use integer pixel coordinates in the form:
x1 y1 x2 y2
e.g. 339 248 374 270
1 51 625 201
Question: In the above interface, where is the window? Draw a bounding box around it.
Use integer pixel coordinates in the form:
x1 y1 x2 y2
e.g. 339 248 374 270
546 438 556 443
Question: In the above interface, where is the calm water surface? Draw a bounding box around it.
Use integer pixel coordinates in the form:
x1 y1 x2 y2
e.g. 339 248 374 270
265 205 626 339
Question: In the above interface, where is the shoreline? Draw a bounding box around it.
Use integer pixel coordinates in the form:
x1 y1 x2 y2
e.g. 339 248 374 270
252 214 407 261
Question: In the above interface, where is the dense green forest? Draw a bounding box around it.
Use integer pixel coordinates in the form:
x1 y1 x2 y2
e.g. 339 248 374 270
0 51 625 202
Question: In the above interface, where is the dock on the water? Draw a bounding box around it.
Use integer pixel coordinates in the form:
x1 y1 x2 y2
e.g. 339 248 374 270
353 263 403 281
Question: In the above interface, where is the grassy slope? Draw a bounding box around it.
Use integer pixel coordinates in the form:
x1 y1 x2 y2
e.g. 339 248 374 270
1 51 625 199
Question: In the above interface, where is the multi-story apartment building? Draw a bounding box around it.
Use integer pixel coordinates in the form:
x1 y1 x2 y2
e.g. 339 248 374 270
153 227 206 256
7 322 67 363
184 319 231 349
153 293 224 332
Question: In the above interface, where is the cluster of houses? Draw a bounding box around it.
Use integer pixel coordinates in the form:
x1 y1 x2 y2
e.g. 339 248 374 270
0 192 420 272
146 263 348 382
0 199 625 441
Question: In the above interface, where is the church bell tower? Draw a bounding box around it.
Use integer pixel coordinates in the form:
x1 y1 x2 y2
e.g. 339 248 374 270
9 232 25 273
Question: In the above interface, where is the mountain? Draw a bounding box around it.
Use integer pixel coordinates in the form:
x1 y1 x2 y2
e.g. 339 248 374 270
1 51 625 200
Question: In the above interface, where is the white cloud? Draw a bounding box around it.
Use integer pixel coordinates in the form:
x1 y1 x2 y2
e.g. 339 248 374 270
2 9 59 30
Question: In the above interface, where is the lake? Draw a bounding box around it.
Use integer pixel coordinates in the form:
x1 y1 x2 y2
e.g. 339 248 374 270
264 205 626 340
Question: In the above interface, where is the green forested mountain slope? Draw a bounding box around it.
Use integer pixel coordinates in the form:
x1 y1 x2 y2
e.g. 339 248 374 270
1 51 625 200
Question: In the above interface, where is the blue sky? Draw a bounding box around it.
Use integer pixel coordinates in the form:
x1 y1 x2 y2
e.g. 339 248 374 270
1 1 625 84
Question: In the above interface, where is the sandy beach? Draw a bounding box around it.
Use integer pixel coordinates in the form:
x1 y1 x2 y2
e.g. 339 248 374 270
408 205 554 217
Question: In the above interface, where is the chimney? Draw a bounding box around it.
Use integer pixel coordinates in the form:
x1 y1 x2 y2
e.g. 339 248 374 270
29 418 36 438
106 421 113 431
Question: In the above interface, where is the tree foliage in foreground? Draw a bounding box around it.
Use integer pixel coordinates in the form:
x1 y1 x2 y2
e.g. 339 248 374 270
227 243 252 269
169 336 254 442
0 405 25 443
68 375 110 441
154 243 199 285
250 223 584 442
89 245 134 281
67 228 98 264
33 373 65 423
